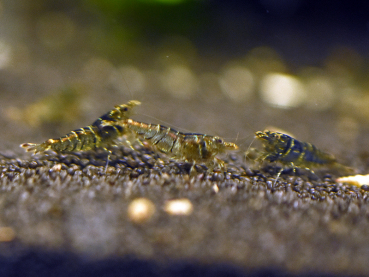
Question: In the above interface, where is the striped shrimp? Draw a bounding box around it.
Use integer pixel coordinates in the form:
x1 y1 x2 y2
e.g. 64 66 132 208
124 119 239 174
21 100 141 154
255 130 351 183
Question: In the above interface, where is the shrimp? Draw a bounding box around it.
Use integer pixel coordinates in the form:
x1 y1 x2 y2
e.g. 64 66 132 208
124 119 239 174
255 130 350 183
21 100 141 154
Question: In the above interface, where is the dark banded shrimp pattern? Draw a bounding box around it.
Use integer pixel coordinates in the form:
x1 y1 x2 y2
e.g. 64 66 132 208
124 119 239 174
21 100 141 154
255 130 351 183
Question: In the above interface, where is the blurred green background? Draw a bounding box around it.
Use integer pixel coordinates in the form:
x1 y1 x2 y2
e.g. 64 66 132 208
1 0 369 162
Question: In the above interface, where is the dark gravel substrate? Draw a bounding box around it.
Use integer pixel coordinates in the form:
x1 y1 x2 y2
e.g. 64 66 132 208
0 145 368 276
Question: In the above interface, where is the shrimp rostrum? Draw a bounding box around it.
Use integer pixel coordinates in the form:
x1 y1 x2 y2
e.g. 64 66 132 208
255 130 350 181
125 119 239 174
21 100 141 154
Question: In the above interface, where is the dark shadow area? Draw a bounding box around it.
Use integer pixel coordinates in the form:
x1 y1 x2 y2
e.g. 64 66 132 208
0 249 339 277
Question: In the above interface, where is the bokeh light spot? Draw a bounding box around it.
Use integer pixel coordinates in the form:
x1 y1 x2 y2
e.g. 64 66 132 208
160 64 198 99
219 65 255 102
260 73 306 108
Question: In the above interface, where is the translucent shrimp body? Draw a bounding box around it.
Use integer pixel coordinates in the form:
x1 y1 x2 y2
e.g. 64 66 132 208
255 130 336 168
255 130 347 183
125 119 238 173
21 100 141 153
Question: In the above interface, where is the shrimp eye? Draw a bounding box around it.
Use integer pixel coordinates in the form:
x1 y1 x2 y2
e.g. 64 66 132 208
123 107 128 112
216 138 223 144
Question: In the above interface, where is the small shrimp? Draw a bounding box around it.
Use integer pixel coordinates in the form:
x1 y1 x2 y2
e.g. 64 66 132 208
255 130 349 182
21 100 141 154
124 119 239 174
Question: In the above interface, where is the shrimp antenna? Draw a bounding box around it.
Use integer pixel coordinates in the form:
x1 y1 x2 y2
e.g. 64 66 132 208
235 132 240 145
136 112 195 133
245 135 257 164
121 73 147 104
121 74 133 99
